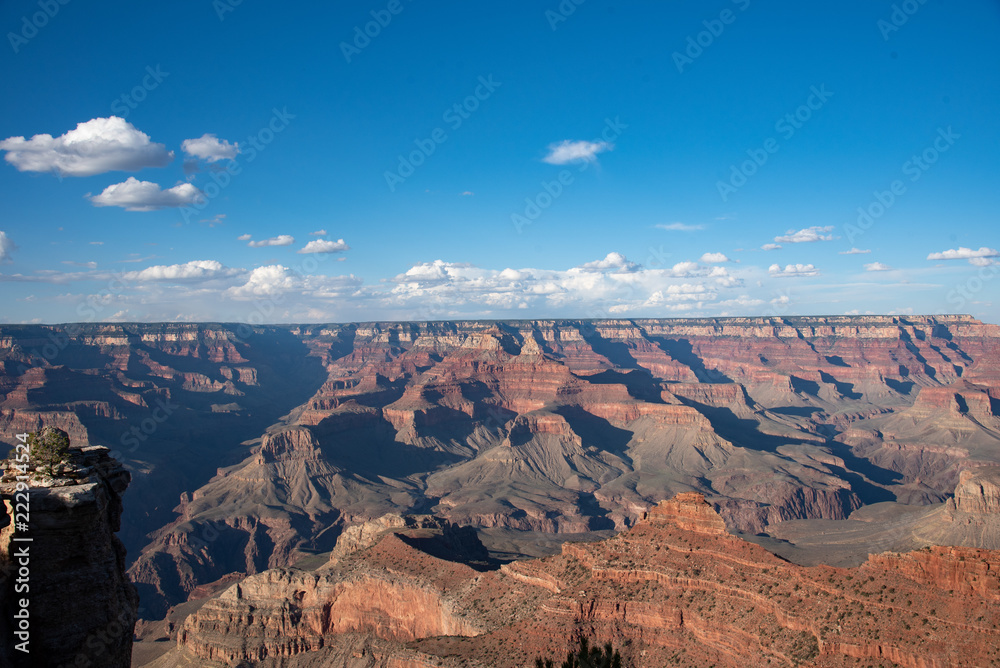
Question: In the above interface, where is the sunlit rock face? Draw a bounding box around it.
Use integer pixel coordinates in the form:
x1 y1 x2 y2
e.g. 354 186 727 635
172 495 1000 667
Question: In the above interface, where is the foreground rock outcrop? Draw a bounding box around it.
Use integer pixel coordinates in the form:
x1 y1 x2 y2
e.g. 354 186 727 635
164 496 1000 667
0 444 138 667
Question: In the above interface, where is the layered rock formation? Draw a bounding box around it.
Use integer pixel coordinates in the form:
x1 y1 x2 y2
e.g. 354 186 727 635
0 444 138 667
164 495 1000 667
3 316 1000 623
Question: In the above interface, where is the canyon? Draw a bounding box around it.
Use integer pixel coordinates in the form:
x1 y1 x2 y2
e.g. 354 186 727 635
160 493 1000 667
1 314 1000 663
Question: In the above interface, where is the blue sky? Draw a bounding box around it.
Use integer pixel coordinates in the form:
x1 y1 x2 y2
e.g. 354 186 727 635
1 0 998 324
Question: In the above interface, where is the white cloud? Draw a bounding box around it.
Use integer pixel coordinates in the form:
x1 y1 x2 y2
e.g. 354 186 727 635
969 257 999 267
237 234 252 241
774 226 834 243
576 252 638 272
761 243 782 251
0 117 172 177
225 265 297 298
769 263 819 277
927 247 999 261
200 213 226 226
864 262 892 272
656 222 704 231
298 238 350 254
62 260 98 269
840 247 871 255
309 229 328 236
122 260 243 282
181 134 240 162
225 265 362 301
248 235 295 248
700 252 730 263
461 191 474 196
89 177 203 211
0 231 16 263
717 295 764 308
542 140 611 165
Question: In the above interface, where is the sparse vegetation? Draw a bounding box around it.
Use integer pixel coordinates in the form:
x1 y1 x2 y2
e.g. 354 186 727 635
25 426 71 476
535 637 623 668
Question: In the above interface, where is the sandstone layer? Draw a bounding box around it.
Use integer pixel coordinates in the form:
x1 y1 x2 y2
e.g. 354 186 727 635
166 495 1000 667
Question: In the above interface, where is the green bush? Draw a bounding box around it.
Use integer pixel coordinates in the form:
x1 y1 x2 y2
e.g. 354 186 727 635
27 427 71 475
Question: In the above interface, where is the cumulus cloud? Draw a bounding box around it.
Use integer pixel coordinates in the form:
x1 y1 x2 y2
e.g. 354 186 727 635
969 257 999 267
769 263 819 277
864 262 892 272
774 226 834 243
89 177 203 211
700 252 730 263
298 239 350 254
181 134 240 162
121 260 243 282
0 117 173 177
576 252 639 273
840 247 870 255
656 222 704 231
0 231 16 263
309 229 328 236
248 235 295 248
237 234 252 241
761 243 782 251
542 140 611 165
927 246 999 261
224 264 362 301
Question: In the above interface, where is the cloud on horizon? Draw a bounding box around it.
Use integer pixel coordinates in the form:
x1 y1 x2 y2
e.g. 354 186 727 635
769 263 819 277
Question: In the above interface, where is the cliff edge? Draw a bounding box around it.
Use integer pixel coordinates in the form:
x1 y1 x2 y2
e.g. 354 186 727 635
0 443 138 667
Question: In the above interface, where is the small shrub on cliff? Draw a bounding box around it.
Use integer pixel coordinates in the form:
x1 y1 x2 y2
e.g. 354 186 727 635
26 427 71 476
534 637 623 668
789 631 820 663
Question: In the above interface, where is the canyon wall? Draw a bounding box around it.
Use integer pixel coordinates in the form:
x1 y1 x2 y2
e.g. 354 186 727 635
3 316 999 622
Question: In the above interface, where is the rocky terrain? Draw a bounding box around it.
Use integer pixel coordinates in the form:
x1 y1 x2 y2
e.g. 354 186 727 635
0 443 138 667
2 315 999 623
149 493 1000 667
